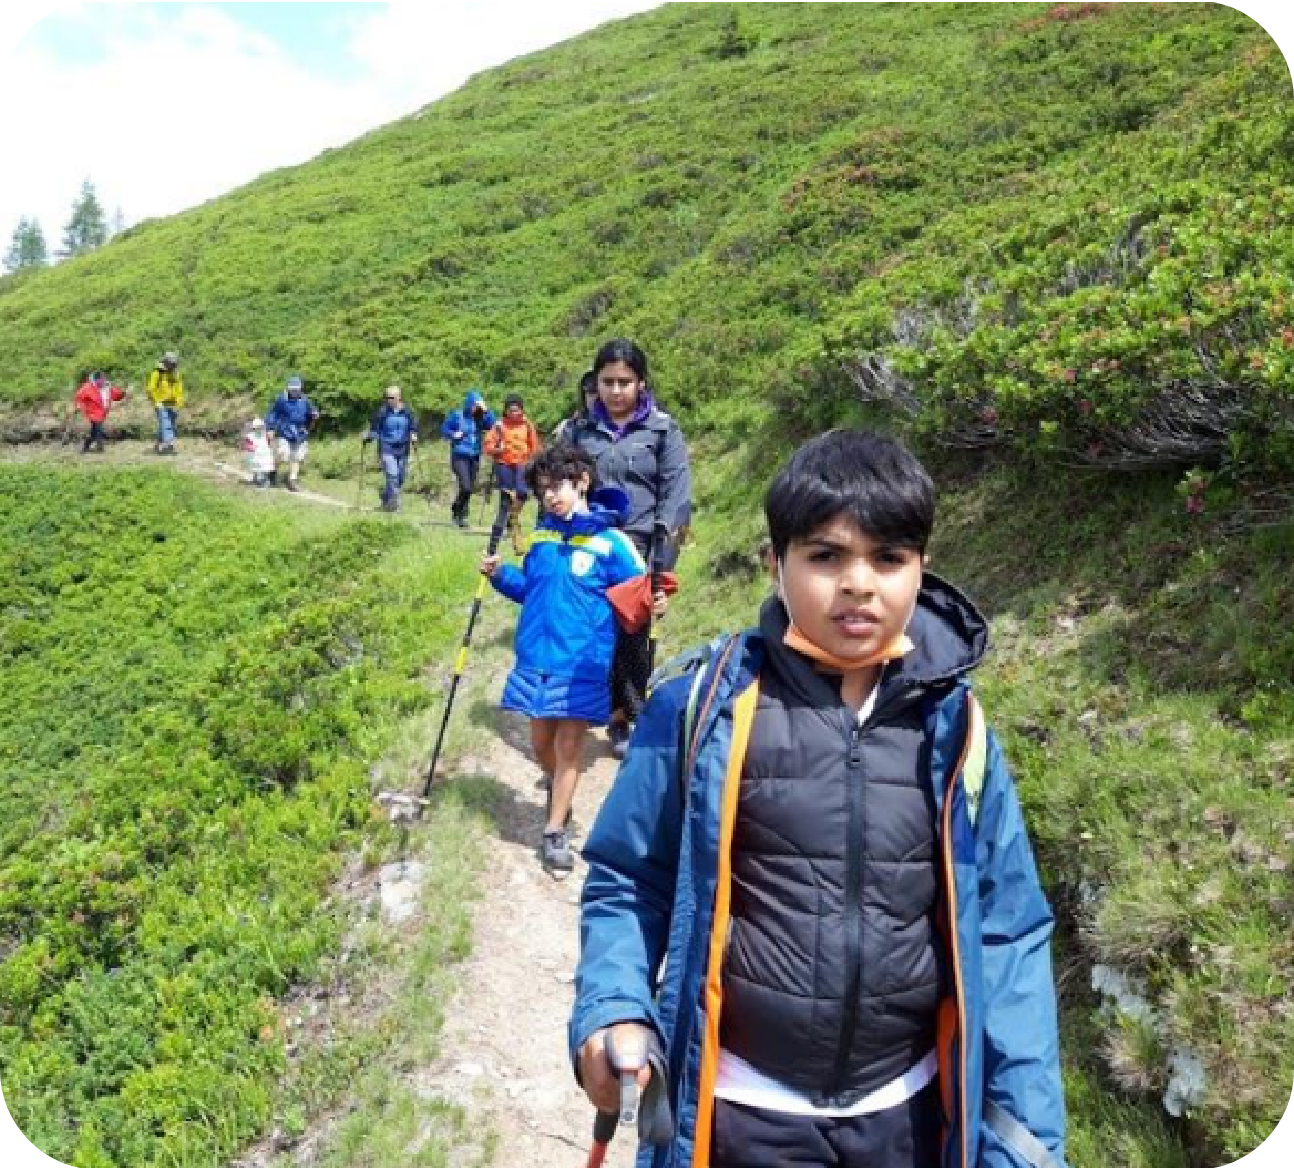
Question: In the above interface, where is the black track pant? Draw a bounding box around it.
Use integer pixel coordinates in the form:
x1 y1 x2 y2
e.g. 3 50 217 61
450 454 479 520
711 1081 942 1168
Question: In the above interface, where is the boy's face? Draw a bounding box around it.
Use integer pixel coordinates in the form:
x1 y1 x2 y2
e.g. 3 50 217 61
505 403 523 421
536 472 589 520
767 516 926 662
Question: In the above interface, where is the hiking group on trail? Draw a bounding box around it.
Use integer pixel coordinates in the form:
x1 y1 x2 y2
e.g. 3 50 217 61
55 338 1067 1168
460 390 1065 1165
71 349 177 454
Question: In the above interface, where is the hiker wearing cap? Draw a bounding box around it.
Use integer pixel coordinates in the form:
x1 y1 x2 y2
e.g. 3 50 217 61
482 393 541 551
479 443 650 873
147 351 184 455
73 371 126 453
567 339 691 757
363 384 419 512
439 388 495 528
265 375 319 492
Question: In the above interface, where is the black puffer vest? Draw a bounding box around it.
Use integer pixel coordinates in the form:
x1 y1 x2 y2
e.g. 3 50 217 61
719 585 986 1107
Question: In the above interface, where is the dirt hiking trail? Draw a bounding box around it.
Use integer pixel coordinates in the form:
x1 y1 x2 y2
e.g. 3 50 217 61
417 721 637 1168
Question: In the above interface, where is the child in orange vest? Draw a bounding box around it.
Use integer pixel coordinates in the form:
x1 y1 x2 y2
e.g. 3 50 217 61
483 393 542 552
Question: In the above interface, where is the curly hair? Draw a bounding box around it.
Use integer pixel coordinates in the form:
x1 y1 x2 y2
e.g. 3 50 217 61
524 441 597 497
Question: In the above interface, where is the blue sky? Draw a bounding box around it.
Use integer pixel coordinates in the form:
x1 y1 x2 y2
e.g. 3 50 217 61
0 1 662 250
17 3 379 79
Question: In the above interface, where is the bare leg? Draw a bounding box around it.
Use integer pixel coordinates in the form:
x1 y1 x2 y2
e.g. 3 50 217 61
531 718 557 779
545 719 588 834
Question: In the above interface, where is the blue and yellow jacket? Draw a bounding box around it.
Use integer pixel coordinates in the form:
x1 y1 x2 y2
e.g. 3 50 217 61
570 580 1067 1168
490 504 644 681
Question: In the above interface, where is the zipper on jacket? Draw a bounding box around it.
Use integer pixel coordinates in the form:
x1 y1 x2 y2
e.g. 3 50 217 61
823 682 923 1105
826 717 866 1104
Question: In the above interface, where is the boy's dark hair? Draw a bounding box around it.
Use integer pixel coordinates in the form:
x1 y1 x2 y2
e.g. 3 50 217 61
504 393 524 411
525 441 597 496
765 429 935 556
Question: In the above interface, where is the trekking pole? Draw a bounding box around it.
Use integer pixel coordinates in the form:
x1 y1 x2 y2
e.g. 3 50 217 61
585 1029 674 1168
586 1110 618 1169
646 520 668 677
477 458 497 529
419 494 510 805
586 1028 638 1170
411 441 429 508
644 434 672 677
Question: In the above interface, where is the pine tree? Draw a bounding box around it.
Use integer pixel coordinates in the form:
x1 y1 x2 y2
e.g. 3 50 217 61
111 206 127 237
60 179 109 259
3 217 50 273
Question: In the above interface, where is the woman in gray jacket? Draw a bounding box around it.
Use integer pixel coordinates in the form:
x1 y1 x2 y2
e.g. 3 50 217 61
567 339 691 756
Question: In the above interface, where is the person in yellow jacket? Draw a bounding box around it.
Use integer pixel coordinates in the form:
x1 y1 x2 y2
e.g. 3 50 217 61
147 351 185 454
483 393 542 553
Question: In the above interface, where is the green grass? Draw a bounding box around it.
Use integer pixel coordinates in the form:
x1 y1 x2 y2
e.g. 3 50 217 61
0 463 484 1166
933 460 1294 1162
262 775 497 1169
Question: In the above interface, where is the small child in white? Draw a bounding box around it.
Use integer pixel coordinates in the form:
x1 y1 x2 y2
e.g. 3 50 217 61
244 417 275 487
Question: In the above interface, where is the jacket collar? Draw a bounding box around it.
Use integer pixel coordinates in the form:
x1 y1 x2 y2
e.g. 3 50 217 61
756 573 987 708
536 503 617 539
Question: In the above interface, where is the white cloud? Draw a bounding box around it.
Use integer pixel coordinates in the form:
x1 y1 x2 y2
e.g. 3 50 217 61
0 0 659 256
346 0 656 97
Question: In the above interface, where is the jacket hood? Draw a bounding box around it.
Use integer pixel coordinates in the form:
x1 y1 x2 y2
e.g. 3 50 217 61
463 389 485 413
589 486 630 525
758 570 988 707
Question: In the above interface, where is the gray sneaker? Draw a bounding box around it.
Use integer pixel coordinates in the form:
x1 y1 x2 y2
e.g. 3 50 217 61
609 721 631 758
541 829 574 872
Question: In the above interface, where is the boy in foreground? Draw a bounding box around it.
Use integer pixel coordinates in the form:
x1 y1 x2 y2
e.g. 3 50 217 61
570 430 1066 1167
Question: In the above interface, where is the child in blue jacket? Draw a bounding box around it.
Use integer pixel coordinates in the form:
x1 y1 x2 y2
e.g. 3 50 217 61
481 443 652 873
570 430 1066 1167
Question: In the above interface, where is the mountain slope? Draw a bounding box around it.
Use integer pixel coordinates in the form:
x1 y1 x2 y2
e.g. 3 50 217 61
1 3 1286 472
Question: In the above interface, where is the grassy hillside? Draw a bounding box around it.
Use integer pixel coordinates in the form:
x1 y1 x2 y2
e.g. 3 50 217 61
1 4 1290 473
2 2 1293 1163
0 467 488 1165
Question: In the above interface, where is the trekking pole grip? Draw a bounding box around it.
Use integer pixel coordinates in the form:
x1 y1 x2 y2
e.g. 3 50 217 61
592 1110 618 1144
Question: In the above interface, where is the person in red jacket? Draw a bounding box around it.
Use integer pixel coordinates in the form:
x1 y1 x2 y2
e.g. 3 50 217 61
483 393 542 553
72 371 126 453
